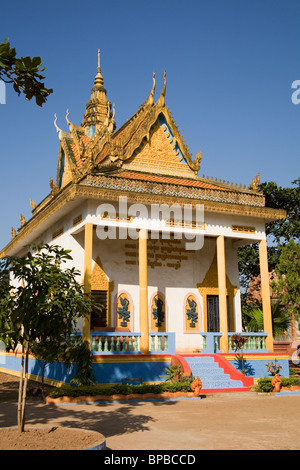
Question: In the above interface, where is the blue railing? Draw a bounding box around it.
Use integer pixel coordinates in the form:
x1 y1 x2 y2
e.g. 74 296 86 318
201 332 269 354
201 332 223 354
89 331 176 355
149 332 176 355
90 332 141 355
228 332 268 353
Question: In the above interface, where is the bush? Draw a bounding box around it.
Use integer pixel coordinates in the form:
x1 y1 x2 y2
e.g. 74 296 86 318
256 377 300 393
160 364 194 383
48 381 192 399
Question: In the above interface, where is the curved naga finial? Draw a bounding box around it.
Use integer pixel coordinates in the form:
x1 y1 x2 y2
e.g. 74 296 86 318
195 152 203 170
145 71 156 107
112 102 116 121
66 109 71 126
107 103 116 133
20 214 26 227
250 172 260 190
30 198 36 210
65 108 74 132
54 113 59 132
157 70 167 107
54 113 63 140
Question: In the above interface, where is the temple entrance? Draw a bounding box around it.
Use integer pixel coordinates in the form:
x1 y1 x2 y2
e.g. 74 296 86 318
91 290 107 329
207 295 230 332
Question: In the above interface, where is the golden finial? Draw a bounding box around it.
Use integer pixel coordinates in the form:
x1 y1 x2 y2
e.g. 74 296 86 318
145 72 156 107
20 214 26 227
112 103 115 121
30 198 36 210
49 178 57 195
94 49 104 86
250 173 260 190
195 152 203 170
157 70 167 107
107 103 116 133
11 227 16 239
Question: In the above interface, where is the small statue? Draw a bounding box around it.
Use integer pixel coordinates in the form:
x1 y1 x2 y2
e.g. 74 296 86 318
271 374 282 393
191 377 203 397
11 227 16 239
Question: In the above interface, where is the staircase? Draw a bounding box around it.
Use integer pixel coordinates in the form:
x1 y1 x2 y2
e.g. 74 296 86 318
182 355 253 392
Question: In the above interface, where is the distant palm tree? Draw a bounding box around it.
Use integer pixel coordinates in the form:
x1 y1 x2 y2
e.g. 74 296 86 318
243 302 291 338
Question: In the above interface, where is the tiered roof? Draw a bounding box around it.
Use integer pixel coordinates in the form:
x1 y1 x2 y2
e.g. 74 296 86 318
2 51 286 256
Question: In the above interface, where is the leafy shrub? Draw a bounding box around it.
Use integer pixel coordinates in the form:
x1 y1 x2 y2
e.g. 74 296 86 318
256 378 273 393
48 381 192 399
256 377 300 393
64 337 96 386
160 364 194 383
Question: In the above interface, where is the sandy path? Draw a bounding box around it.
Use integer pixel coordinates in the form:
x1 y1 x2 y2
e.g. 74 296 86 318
1 373 299 450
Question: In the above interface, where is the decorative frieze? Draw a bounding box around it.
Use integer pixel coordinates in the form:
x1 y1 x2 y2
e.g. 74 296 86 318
85 174 265 207
231 225 256 234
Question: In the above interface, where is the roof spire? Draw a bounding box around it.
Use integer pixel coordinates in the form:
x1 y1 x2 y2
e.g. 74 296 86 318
82 49 111 131
94 49 104 87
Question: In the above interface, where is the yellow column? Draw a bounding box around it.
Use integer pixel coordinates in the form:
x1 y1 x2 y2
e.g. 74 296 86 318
83 223 93 344
217 236 228 353
259 238 273 352
139 229 149 354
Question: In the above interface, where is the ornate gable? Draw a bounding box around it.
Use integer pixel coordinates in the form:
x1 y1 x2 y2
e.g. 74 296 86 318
50 52 266 202
121 111 201 178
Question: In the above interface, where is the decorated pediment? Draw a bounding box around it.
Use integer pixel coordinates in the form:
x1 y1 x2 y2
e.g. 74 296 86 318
120 110 202 178
51 53 259 198
92 72 202 178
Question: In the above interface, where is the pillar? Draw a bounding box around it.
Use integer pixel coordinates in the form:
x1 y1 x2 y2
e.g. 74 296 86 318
259 238 273 352
217 235 228 353
83 222 93 344
139 228 149 354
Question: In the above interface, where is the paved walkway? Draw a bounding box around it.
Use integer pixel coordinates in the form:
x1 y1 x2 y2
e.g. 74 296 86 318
1 391 300 450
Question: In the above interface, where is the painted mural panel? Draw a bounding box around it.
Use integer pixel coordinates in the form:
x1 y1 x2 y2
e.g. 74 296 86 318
151 294 166 332
185 295 200 332
116 293 131 330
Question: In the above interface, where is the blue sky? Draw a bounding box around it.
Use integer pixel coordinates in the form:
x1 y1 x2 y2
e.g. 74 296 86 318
0 0 299 250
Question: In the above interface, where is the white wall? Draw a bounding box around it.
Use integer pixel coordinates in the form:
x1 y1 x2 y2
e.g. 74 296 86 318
16 200 254 352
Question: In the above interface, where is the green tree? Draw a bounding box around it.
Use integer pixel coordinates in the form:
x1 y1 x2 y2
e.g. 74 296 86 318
243 302 291 338
64 335 96 387
272 240 300 322
0 244 92 432
0 38 53 106
238 178 300 292
0 259 9 298
32 334 96 399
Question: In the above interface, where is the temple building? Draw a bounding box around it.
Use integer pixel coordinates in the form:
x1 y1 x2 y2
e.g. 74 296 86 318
0 52 289 388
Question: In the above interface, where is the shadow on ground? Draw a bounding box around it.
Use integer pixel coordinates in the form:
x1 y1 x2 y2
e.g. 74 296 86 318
0 392 177 439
